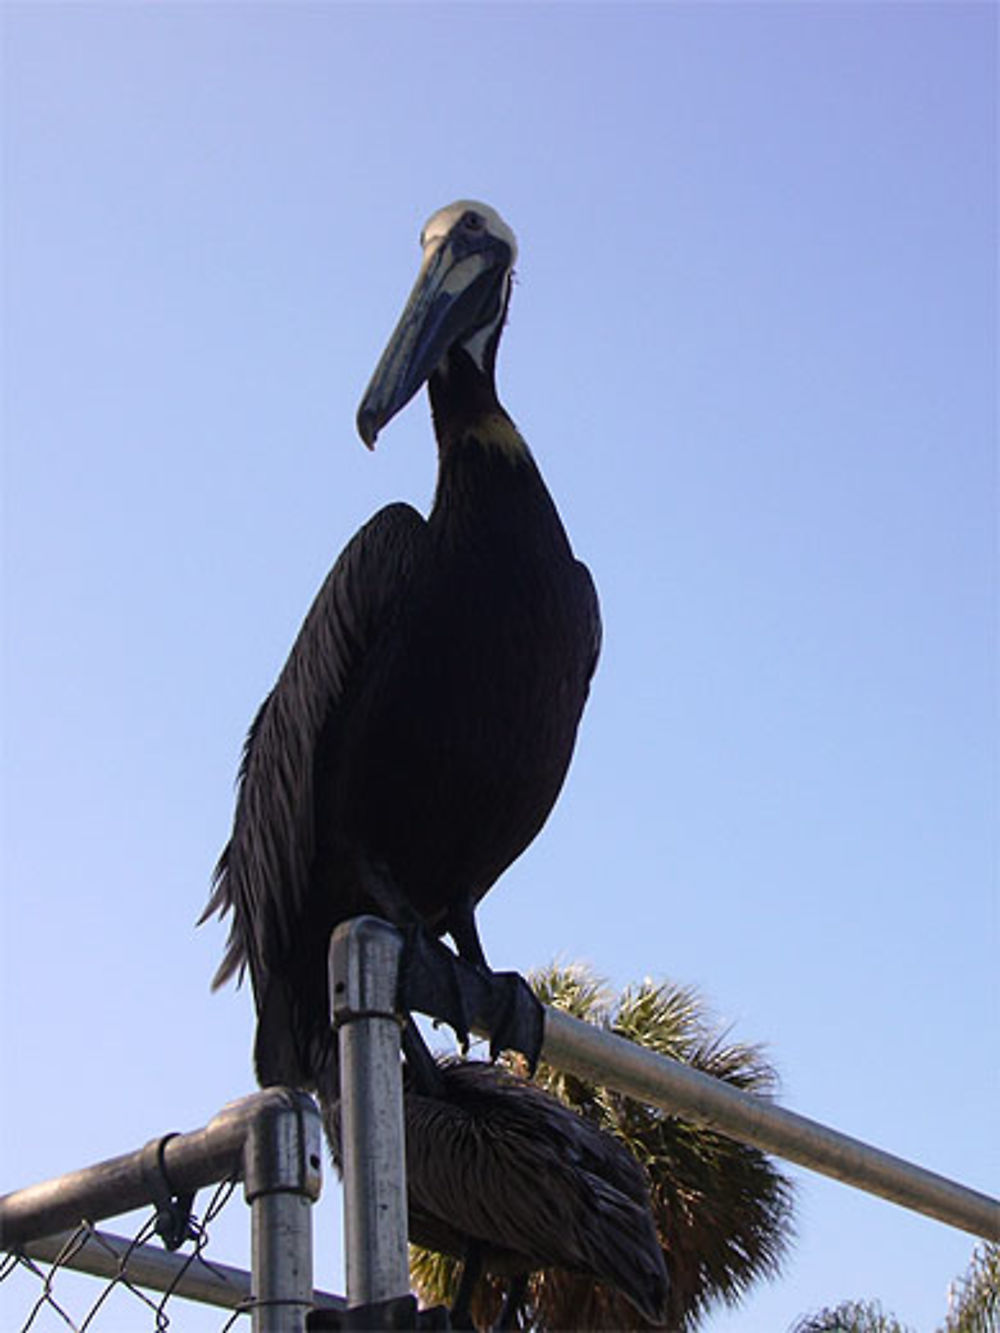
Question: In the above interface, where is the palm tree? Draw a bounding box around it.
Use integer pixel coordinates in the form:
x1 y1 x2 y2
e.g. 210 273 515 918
944 1243 999 1333
789 1300 913 1333
791 1242 998 1333
410 963 795 1329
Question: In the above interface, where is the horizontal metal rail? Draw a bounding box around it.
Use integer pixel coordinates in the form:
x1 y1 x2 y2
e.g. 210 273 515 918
0 1088 317 1249
541 1005 1000 1241
15 1229 345 1316
17 1228 257 1311
2 924 996 1332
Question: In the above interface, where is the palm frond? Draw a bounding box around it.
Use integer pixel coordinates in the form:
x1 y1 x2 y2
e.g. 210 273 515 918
790 1299 914 1333
944 1243 1000 1333
412 962 795 1331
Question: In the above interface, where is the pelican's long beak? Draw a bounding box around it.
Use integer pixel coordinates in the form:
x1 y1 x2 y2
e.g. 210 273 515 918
356 225 511 449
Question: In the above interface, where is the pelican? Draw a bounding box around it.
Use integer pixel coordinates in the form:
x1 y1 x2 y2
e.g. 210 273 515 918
201 200 672 1328
203 200 601 1094
325 1058 670 1329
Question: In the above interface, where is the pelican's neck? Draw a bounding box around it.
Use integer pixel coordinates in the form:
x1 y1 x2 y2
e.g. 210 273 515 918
428 345 521 454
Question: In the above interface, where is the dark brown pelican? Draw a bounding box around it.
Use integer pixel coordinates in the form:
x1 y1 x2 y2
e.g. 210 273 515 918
203 200 601 1096
204 201 670 1328
324 1057 669 1329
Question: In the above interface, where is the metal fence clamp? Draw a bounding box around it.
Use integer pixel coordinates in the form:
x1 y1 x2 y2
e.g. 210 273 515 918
242 1090 323 1333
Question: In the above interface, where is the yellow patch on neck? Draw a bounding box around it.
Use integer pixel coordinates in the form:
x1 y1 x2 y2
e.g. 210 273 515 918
459 411 527 461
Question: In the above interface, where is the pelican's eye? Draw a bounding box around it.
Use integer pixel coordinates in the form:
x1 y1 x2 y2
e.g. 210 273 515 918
462 210 485 231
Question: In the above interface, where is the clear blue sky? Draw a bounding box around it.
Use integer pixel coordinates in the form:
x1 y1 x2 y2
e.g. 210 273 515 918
2 3 996 1330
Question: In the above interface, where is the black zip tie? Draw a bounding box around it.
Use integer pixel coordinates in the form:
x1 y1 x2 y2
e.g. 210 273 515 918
140 1134 197 1252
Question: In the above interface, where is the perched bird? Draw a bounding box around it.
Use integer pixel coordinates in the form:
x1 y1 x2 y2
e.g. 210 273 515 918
205 201 669 1328
203 200 601 1096
402 1058 668 1328
322 1055 669 1328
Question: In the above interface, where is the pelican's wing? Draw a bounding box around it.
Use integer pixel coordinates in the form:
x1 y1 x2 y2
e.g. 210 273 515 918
405 1061 669 1324
202 501 426 1023
576 557 602 685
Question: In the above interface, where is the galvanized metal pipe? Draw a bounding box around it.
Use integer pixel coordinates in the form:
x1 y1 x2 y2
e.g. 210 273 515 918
18 1228 258 1312
542 1005 1000 1241
330 917 410 1309
0 1089 312 1250
15 1227 346 1316
242 1094 323 1333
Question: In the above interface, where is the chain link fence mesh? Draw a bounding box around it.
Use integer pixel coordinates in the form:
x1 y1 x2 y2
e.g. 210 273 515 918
1 1177 246 1332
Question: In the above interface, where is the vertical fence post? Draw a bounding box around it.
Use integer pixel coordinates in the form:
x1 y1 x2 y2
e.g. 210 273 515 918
330 916 410 1314
242 1091 323 1333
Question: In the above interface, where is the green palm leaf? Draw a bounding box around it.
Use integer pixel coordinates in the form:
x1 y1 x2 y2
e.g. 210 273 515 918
411 962 795 1330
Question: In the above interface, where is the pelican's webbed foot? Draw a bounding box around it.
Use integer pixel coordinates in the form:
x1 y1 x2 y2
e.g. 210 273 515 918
397 926 544 1073
482 969 545 1071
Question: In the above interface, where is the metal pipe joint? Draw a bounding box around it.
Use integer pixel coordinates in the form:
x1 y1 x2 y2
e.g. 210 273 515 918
330 917 411 1313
